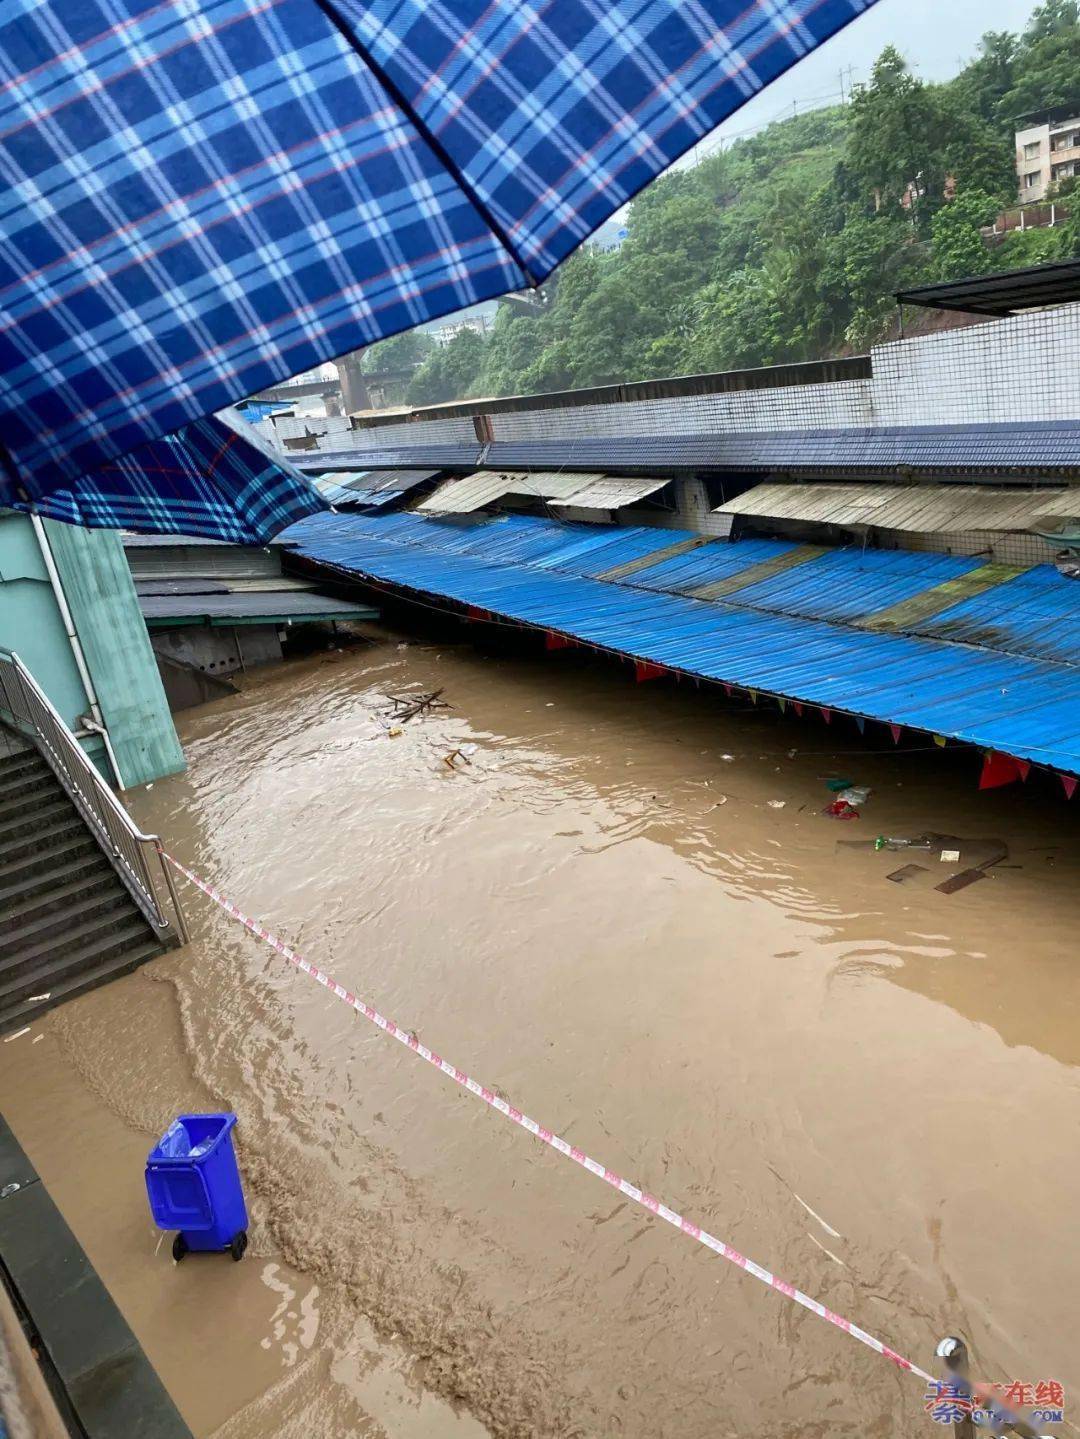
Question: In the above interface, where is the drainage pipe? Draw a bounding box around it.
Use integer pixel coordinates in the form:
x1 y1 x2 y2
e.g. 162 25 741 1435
30 513 125 789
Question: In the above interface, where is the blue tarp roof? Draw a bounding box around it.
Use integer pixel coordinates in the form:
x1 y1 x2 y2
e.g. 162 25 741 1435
282 511 1080 776
0 0 875 539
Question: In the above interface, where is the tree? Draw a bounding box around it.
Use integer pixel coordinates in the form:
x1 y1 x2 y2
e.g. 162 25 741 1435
381 20 1080 408
928 188 1000 282
406 329 487 405
820 213 914 350
1001 2 1080 114
949 31 1018 123
997 225 1070 267
848 47 945 226
360 329 435 375
681 268 786 373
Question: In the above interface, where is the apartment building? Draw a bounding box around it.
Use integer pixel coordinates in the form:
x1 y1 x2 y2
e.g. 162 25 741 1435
1016 104 1080 201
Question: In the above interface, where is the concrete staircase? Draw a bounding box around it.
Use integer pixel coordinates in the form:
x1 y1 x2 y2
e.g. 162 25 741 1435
0 745 167 1034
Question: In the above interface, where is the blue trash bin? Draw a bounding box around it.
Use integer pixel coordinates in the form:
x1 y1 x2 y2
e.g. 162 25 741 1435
145 1113 248 1262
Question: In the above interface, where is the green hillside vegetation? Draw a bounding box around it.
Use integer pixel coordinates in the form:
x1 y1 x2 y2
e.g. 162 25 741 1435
364 2 1080 407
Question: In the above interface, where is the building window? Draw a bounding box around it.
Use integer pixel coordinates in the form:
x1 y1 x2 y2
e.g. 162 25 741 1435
1024 140 1041 158
1024 170 1041 188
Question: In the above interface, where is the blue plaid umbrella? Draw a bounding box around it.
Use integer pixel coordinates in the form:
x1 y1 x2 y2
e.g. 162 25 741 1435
0 0 876 540
25 411 327 545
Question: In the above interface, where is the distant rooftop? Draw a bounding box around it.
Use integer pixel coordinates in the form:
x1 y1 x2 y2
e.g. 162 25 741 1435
895 260 1080 317
1015 103 1080 129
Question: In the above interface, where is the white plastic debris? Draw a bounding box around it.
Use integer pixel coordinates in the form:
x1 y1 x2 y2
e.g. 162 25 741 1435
3 1028 30 1043
768 800 786 809
940 849 961 863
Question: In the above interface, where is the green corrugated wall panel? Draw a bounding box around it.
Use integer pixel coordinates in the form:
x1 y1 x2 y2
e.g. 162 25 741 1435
42 520 185 787
0 512 88 730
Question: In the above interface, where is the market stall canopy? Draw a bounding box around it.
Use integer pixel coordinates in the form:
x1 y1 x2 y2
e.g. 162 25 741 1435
418 470 605 513
0 0 876 539
717 483 1080 533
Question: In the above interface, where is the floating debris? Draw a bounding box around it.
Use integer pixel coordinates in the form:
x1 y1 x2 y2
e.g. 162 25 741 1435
383 688 452 724
822 784 871 820
443 744 478 770
886 863 929 885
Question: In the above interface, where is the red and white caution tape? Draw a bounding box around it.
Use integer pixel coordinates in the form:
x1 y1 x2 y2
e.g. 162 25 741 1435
163 851 934 1387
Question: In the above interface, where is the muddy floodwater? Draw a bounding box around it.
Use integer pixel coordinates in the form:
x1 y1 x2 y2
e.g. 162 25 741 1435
3 626 1079 1438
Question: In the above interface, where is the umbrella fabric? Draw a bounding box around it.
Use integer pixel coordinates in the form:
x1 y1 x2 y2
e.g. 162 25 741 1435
21 412 327 545
0 0 875 533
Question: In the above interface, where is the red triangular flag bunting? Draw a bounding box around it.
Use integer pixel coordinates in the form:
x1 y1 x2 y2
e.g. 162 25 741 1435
1062 774 1078 800
634 661 665 683
792 701 803 717
889 724 902 744
1016 759 1030 781
819 707 832 725
979 751 1024 790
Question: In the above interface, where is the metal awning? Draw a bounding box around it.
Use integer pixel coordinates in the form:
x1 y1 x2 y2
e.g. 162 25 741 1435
717 483 1080 532
140 590 377 627
557 476 671 509
418 472 519 514
418 469 640 514
510 472 607 500
895 259 1080 315
336 470 442 506
0 0 872 541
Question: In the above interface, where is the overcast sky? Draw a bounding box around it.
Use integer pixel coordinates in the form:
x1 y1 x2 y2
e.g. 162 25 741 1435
698 0 1037 154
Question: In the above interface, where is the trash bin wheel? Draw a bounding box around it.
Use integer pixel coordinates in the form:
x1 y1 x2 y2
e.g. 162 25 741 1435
172 1234 188 1263
229 1231 248 1262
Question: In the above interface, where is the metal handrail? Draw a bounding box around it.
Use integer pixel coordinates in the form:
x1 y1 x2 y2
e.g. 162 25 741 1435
0 649 187 944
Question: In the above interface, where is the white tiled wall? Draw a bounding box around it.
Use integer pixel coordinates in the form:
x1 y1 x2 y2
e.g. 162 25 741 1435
872 307 1080 426
273 304 1080 462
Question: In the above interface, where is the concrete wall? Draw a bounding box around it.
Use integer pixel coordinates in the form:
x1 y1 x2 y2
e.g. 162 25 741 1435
0 512 184 788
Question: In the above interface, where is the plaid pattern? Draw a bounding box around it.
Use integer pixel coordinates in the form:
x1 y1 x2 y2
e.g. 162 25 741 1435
12 412 327 544
0 0 874 526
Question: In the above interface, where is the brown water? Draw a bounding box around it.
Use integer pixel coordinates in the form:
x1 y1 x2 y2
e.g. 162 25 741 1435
2 630 1079 1439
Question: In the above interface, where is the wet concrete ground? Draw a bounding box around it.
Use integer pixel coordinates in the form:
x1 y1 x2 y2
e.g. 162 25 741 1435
1 621 1078 1437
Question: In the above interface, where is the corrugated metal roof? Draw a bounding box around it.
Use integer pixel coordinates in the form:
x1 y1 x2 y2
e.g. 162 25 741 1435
556 475 670 508
124 543 283 581
718 482 1080 531
135 577 317 596
363 469 441 493
416 469 606 513
418 471 518 513
282 511 1080 775
623 538 797 595
512 471 606 499
312 475 366 506
139 590 376 624
729 549 983 623
912 566 1080 664
298 421 1080 480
